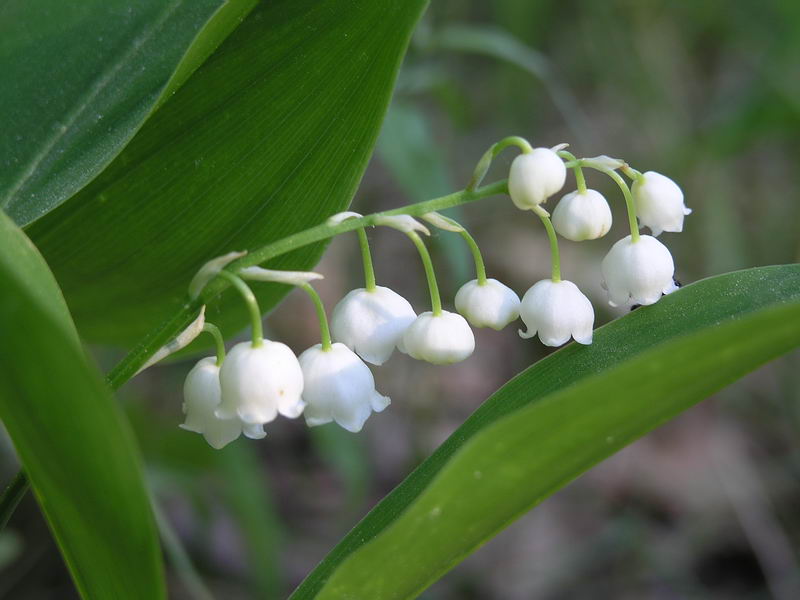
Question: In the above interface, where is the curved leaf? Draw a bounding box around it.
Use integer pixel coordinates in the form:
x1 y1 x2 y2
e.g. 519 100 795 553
292 264 800 598
27 0 429 347
0 0 256 226
0 212 164 598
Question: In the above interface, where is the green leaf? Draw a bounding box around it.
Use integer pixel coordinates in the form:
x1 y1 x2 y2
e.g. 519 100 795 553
0 212 164 598
26 0 429 347
0 0 257 226
291 265 800 599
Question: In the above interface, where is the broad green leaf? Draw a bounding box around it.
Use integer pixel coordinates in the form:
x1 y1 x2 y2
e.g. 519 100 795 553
27 0 429 347
0 212 164 598
0 0 256 226
292 265 800 599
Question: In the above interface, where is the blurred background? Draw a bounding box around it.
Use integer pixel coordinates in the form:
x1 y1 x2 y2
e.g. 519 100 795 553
2 0 799 598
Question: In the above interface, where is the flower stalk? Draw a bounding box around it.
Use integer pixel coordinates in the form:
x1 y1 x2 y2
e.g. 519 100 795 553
532 206 561 282
301 284 333 351
217 270 263 347
202 323 226 366
407 231 443 316
357 228 377 292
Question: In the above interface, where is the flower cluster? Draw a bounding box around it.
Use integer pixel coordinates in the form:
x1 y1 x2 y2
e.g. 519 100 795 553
169 136 689 449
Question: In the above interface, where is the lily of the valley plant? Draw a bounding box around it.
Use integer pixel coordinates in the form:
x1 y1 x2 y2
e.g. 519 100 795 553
157 136 692 448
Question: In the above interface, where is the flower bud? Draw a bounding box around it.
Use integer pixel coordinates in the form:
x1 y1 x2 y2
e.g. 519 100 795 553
299 343 390 432
508 148 567 209
601 234 677 307
454 278 520 330
632 171 691 236
401 311 475 365
331 286 416 365
518 279 594 346
551 189 612 241
180 357 245 449
217 341 305 425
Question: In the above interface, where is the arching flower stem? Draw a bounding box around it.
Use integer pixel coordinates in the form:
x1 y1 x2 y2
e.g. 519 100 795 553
559 151 640 243
201 323 226 366
407 231 443 316
459 229 488 285
357 228 377 292
532 206 561 283
217 271 263 347
301 284 333 351
557 149 587 194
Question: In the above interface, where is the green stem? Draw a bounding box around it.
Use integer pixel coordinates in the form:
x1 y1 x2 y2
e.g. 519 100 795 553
459 229 488 285
1 179 510 530
202 323 226 366
301 284 332 351
493 135 534 154
621 165 643 181
468 138 533 190
557 149 587 194
110 181 505 393
356 228 376 292
596 166 640 242
0 470 29 530
533 206 561 282
407 232 442 316
110 181 503 385
217 271 263 346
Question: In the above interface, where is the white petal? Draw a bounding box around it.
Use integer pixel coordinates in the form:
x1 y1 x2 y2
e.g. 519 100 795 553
242 423 267 440
402 311 475 364
299 343 388 432
519 279 595 347
370 392 391 413
508 148 567 210
551 189 612 241
601 235 675 307
330 287 416 365
454 279 520 330
182 357 242 449
218 341 304 425
633 172 690 237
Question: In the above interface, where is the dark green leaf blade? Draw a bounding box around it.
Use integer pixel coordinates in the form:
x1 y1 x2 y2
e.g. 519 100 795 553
0 0 256 226
291 265 800 599
27 0 429 347
0 212 164 599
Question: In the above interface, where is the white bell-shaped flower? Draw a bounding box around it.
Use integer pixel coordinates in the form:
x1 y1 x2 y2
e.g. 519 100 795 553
454 278 520 330
519 279 594 346
181 357 246 449
330 286 416 365
508 148 567 210
632 171 692 236
299 343 390 432
601 234 677 307
551 189 613 241
401 310 475 364
217 341 305 425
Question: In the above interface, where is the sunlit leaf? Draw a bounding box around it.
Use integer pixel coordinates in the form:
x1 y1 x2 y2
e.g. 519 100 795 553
0 0 256 226
291 265 800 599
0 212 164 599
27 0 429 348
